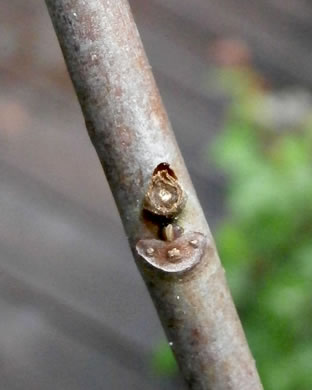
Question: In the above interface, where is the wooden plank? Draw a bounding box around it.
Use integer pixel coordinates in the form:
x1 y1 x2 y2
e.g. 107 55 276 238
0 160 166 350
133 0 312 87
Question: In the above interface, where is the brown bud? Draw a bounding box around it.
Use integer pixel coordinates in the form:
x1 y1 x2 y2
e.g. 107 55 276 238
143 163 186 218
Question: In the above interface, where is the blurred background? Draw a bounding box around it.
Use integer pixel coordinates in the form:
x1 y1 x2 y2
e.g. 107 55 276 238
1 0 312 389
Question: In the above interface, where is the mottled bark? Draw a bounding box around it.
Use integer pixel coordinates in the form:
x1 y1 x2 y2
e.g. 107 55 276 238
45 1 263 389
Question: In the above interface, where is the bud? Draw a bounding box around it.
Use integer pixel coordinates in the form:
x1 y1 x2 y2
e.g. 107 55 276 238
143 163 186 218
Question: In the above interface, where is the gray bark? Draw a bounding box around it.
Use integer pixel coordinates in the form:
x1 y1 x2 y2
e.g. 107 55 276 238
45 1 263 389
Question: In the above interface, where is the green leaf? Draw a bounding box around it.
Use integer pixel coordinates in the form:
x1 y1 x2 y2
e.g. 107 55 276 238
151 341 178 377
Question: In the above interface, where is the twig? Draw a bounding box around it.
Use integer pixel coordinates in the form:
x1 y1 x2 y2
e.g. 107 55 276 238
45 1 263 389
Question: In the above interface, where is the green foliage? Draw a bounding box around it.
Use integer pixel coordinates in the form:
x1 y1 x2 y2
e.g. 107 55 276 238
151 341 178 377
213 69 312 390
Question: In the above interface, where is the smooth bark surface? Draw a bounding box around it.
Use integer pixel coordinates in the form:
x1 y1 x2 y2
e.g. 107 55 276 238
45 1 263 389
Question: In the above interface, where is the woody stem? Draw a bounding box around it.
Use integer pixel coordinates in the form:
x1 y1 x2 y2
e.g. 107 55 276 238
45 1 263 389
